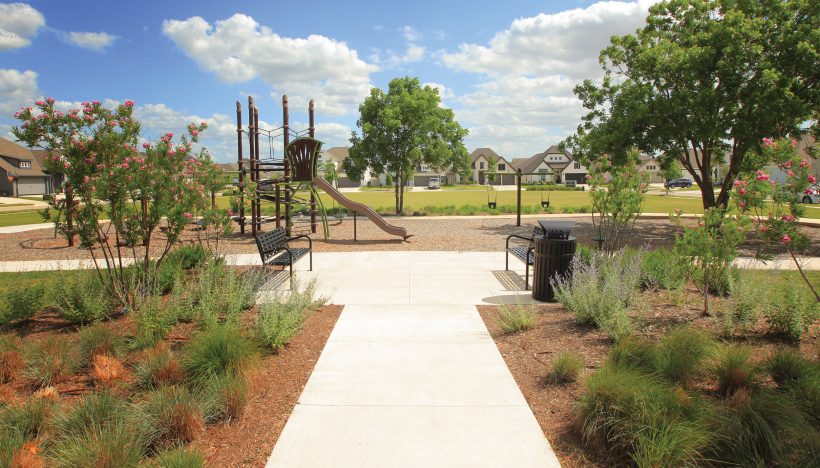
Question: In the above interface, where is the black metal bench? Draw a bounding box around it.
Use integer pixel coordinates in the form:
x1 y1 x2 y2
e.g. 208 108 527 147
255 228 312 280
505 225 545 290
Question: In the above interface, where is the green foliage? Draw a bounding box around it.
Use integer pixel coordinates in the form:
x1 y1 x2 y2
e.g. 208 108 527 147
0 426 26 468
196 373 249 423
0 397 56 439
141 386 204 449
767 350 820 427
154 445 205 468
344 77 470 214
553 251 641 341
547 351 584 383
763 286 818 341
655 328 714 385
183 260 265 329
181 327 257 388
0 283 44 326
640 248 686 290
724 270 765 336
166 244 209 270
713 346 757 397
672 208 747 314
24 336 80 387
78 323 126 366
495 304 537 334
254 280 324 351
132 295 178 350
135 343 182 390
52 271 113 323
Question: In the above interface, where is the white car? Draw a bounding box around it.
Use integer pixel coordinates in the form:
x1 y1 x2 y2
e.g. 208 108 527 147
802 184 819 204
427 177 441 190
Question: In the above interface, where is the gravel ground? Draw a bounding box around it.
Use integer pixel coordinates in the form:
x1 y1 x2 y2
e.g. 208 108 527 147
1 216 817 261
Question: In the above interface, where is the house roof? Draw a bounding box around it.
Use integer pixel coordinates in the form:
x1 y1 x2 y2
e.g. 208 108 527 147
322 147 349 161
0 137 49 177
469 148 500 163
514 145 574 174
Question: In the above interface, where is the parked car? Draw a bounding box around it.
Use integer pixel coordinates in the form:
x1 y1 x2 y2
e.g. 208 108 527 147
664 178 693 188
427 177 440 190
802 184 819 204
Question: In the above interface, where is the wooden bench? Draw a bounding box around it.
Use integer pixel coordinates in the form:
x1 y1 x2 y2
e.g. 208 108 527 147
505 225 545 290
255 228 312 280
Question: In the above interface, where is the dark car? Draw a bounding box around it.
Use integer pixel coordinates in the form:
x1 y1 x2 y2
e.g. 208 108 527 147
664 178 693 188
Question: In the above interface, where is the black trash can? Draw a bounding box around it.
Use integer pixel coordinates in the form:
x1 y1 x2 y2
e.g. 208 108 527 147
532 222 577 301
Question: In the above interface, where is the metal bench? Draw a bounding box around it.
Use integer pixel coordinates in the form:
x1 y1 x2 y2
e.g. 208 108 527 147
505 225 545 290
255 228 312 280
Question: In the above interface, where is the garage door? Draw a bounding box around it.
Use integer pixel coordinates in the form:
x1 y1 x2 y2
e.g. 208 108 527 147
16 176 46 196
336 177 360 188
564 173 587 183
414 175 434 186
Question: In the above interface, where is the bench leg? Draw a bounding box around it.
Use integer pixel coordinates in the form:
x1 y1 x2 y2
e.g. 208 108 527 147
505 250 509 270
309 250 313 271
525 262 530 290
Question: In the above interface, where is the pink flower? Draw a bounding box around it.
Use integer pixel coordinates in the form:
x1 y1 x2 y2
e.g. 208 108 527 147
783 160 792 168
92 100 100 105
183 212 193 219
191 130 199 136
63 162 69 169
781 234 791 244
786 170 795 177
739 201 747 209
83 176 90 183
733 180 741 187
755 171 769 181
790 138 797 148
739 188 746 195
762 137 774 146
46 97 54 104
124 100 135 107
760 224 768 232
35 100 45 106
143 143 150 149
809 175 817 183
781 214 795 222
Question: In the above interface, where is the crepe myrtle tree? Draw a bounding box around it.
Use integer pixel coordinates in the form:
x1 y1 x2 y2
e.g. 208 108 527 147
733 137 819 301
344 77 471 214
12 99 218 305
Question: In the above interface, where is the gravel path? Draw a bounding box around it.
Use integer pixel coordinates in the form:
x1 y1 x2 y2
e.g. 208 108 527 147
0 216 817 262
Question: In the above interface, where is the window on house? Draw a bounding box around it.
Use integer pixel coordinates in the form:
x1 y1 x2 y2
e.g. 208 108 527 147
479 162 484 169
647 165 656 170
498 164 505 171
539 168 549 182
20 161 31 168
574 162 581 169
471 162 475 169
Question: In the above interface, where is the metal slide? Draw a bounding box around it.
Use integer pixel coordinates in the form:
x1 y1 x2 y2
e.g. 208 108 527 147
312 177 410 240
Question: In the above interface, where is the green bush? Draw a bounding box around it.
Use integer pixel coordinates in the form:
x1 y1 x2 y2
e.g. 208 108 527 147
496 304 537 334
196 373 249 423
0 283 45 326
78 323 126 366
182 327 257 388
640 248 686 290
166 244 209 270
724 270 765 336
132 295 178 350
154 445 205 468
52 271 113 323
0 397 56 439
713 346 757 397
576 363 711 466
608 337 659 374
547 351 583 383
24 336 80 387
141 386 204 449
764 286 818 341
153 259 184 296
765 349 820 426
655 327 714 385
254 280 324 351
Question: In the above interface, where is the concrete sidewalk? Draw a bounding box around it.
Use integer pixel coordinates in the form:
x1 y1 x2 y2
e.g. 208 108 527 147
265 252 560 467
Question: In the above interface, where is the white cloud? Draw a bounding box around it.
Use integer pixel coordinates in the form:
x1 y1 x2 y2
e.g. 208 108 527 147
439 0 655 79
0 68 39 115
0 3 45 50
67 31 117 51
162 13 378 116
384 44 425 67
400 25 422 42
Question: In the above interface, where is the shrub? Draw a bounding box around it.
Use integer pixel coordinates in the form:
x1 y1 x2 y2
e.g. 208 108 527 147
765 349 820 426
196 373 249 423
547 351 583 383
576 363 710 466
496 304 537 334
24 337 80 387
78 323 125 366
165 244 209 270
724 270 765 336
152 259 184 296
91 355 126 388
640 248 686 290
553 251 640 341
0 397 57 439
713 346 757 397
764 286 818 341
0 428 26 468
136 343 183 389
655 327 714 385
0 284 45 326
608 337 659 374
52 271 113 323
254 280 324 351
182 327 257 388
222 268 267 326
0 336 23 383
154 445 205 468
141 386 204 448
49 392 149 467
132 295 178 349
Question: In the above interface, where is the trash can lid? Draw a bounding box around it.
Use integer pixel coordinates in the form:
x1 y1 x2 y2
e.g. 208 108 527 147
537 220 574 239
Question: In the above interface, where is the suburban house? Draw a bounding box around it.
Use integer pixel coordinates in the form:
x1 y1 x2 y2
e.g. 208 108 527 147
469 148 516 185
512 145 589 184
318 146 376 188
0 137 61 197
637 154 664 183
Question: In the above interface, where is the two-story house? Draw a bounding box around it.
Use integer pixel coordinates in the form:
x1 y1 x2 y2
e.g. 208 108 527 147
469 148 516 185
0 137 61 197
512 145 588 184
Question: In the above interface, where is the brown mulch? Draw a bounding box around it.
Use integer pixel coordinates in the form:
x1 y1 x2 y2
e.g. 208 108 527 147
2 216 818 261
478 287 819 468
195 305 341 467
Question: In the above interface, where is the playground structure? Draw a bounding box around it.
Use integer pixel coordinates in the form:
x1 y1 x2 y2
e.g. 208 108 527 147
234 96 409 241
485 169 557 227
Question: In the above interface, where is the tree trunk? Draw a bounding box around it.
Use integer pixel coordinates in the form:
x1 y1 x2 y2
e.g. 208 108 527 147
65 183 74 247
394 172 401 215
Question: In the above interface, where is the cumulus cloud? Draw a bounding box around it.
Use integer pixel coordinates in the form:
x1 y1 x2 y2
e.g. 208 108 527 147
66 31 117 51
0 68 39 115
439 0 656 79
162 13 378 116
400 25 422 42
0 3 45 50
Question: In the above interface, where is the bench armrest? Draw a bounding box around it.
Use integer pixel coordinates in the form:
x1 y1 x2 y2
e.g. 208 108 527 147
287 234 313 251
506 234 532 250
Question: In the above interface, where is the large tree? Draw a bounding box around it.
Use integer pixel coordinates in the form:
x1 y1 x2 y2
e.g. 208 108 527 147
564 0 819 210
344 77 470 213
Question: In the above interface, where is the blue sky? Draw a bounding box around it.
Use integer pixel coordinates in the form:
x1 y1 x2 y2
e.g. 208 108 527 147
0 0 657 161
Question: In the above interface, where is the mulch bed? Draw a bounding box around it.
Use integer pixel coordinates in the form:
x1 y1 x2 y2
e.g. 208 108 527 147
478 287 819 468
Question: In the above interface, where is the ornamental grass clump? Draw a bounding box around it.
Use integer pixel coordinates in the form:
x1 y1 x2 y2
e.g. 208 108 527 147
196 373 249 423
0 396 57 440
136 343 183 389
0 336 23 383
78 323 126 366
712 346 757 398
765 349 820 426
546 351 584 383
496 304 537 334
24 337 80 388
181 327 257 389
655 327 714 386
153 445 205 468
165 244 209 270
254 280 325 351
141 386 204 449
0 284 45 326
